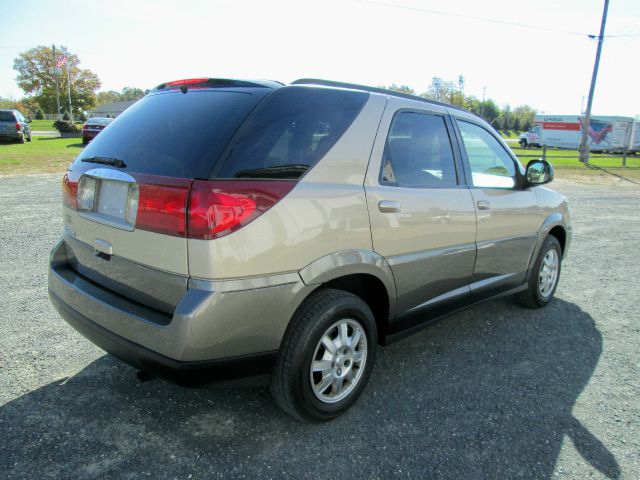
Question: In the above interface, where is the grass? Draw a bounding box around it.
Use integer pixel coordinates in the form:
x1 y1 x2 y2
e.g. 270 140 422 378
511 147 640 169
499 130 520 139
0 137 82 174
28 120 84 131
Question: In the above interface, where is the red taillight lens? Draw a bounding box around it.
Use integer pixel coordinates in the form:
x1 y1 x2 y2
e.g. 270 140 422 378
82 124 88 130
15 122 20 131
187 180 296 240
134 175 192 237
62 172 78 209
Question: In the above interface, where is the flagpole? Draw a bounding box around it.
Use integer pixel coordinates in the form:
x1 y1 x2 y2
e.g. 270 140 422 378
62 48 74 123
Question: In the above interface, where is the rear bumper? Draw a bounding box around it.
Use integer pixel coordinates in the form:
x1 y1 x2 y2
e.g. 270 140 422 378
48 237 315 382
49 289 276 385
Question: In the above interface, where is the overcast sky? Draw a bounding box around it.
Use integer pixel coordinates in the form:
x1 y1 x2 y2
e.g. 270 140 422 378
1 0 639 116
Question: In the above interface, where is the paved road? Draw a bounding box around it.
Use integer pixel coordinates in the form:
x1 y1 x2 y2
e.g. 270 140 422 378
0 174 638 479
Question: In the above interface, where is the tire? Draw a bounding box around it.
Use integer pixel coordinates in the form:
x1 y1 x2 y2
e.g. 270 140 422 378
26 133 32 142
520 140 527 148
517 235 562 308
82 137 88 145
18 134 25 144
271 288 377 422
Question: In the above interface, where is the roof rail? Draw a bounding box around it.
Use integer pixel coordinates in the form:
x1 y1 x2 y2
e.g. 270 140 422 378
291 78 466 112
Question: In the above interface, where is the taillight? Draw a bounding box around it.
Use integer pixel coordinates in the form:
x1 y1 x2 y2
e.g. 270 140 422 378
61 172 295 239
187 180 296 240
15 122 20 131
62 173 78 209
82 124 88 130
134 175 192 237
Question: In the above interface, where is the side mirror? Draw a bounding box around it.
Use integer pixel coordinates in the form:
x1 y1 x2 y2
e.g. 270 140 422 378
526 159 554 186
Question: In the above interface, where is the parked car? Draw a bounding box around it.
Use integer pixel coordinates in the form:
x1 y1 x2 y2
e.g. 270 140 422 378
48 78 571 422
0 109 32 143
82 117 113 144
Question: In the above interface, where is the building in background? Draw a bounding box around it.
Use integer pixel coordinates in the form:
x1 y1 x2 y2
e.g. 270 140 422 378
87 100 137 118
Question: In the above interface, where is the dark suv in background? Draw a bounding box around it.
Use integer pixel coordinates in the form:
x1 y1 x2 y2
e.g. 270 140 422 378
0 109 32 143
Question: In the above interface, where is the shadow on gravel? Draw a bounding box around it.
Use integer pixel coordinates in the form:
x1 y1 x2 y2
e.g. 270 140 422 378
0 299 620 479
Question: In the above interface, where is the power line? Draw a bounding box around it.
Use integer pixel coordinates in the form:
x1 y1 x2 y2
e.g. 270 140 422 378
358 0 638 39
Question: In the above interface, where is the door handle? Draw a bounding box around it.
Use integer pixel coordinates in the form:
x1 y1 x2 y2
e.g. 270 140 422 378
476 200 491 210
378 200 401 213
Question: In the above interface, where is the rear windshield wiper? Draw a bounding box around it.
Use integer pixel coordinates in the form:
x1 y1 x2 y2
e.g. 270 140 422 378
234 164 308 179
81 156 127 168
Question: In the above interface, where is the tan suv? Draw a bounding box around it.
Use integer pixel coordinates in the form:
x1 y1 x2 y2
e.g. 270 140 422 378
48 78 571 422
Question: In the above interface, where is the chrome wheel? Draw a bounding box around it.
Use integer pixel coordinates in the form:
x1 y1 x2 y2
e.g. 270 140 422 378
310 319 368 404
538 248 559 297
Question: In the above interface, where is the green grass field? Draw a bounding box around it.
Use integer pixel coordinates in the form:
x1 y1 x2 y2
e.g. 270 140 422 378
28 120 84 131
0 137 82 174
511 147 640 169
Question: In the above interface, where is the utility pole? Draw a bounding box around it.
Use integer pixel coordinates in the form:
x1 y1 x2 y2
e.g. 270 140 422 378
481 86 487 119
52 44 61 119
579 0 609 165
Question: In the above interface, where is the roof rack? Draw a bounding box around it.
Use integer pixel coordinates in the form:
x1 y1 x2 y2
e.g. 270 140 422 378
291 78 466 112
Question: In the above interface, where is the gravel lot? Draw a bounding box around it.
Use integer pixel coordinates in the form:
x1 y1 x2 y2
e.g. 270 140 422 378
0 174 638 479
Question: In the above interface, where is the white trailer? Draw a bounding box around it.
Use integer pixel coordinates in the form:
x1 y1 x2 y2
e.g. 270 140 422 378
628 121 640 154
519 115 634 152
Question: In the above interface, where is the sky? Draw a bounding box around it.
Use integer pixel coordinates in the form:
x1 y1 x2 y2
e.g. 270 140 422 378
1 0 639 116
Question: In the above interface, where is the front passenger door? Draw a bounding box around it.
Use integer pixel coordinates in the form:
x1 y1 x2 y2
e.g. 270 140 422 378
455 119 543 294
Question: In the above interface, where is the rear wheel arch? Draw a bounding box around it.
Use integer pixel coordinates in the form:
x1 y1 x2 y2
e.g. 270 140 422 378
297 250 396 342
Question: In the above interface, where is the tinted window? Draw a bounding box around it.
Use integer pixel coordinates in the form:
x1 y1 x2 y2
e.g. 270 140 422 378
212 87 368 179
74 90 264 178
457 120 517 188
380 112 457 187
0 111 16 121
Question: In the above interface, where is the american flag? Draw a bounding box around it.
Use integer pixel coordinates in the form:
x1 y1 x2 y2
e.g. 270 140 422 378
56 55 67 68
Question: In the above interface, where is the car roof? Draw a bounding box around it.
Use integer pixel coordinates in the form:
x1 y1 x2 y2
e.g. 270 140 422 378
290 78 469 113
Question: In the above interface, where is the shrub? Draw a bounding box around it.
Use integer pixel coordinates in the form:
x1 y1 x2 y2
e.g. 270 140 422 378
62 109 70 121
53 120 79 133
35 109 44 120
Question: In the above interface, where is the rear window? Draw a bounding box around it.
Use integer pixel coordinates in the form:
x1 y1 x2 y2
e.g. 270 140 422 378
0 111 16 121
211 86 369 179
87 118 112 126
74 90 265 178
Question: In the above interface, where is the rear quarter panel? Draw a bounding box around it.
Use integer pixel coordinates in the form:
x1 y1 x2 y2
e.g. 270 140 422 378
187 94 388 279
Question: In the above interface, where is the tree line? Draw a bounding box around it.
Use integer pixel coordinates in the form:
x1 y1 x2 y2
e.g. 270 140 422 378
7 46 538 132
383 77 536 132
6 45 145 119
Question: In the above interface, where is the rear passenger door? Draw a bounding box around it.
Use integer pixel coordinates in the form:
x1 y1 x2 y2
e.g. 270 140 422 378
365 99 477 318
454 118 542 294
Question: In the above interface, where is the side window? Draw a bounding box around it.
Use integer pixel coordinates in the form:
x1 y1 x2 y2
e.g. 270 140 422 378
380 112 457 188
456 120 517 188
214 87 368 179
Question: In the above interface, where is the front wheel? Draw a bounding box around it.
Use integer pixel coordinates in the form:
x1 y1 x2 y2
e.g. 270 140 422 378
271 288 377 422
517 235 562 308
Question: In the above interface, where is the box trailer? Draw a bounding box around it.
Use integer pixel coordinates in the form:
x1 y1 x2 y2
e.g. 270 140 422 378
628 121 640 154
519 115 634 152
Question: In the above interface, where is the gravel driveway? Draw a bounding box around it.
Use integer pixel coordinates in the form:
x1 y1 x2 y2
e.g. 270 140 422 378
0 174 638 479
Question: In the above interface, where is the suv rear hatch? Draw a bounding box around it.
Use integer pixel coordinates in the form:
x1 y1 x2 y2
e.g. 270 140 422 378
61 80 275 313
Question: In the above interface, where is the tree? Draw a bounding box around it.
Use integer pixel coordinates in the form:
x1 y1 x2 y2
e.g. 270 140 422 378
480 99 500 124
500 105 512 132
95 86 145 106
382 84 415 95
422 77 456 103
512 117 521 132
13 45 101 114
